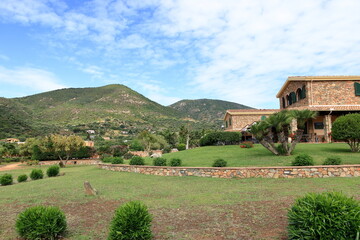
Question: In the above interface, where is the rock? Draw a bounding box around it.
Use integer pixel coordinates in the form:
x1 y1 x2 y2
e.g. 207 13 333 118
150 153 162 158
84 181 98 196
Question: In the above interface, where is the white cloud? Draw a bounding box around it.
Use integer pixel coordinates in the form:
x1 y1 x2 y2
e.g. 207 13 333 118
0 54 9 61
0 66 66 93
1 0 360 107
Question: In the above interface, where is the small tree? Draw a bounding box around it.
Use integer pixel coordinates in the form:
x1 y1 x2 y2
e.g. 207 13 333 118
332 113 360 152
50 135 85 165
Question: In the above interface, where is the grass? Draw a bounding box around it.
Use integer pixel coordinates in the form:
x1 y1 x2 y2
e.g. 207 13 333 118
0 165 359 239
139 143 360 167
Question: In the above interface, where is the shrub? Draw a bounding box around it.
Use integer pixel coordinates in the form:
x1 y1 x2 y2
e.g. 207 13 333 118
288 192 360 240
108 201 152 240
129 156 145 165
170 158 182 167
200 132 242 146
111 157 124 164
30 169 44 180
291 154 314 166
162 146 171 154
212 158 227 167
323 157 342 165
240 141 254 148
47 165 60 177
16 206 67 240
176 143 186 151
153 157 167 166
0 173 13 186
332 113 360 152
17 174 28 183
26 160 39 166
123 152 134 160
102 156 113 163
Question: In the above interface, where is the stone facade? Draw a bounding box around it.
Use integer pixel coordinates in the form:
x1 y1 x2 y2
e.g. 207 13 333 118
224 110 278 132
39 159 101 166
99 164 360 179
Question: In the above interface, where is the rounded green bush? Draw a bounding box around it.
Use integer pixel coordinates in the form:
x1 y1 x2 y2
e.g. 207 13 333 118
176 143 186 151
170 158 182 167
111 157 124 164
17 174 28 183
108 201 152 240
16 206 67 240
288 192 360 240
0 173 13 186
323 157 342 165
153 157 167 166
30 169 44 180
291 154 314 166
129 156 145 165
212 158 227 167
47 165 60 177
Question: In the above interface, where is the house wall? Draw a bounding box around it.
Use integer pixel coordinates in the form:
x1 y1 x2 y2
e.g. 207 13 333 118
279 81 309 109
311 80 360 105
224 113 273 131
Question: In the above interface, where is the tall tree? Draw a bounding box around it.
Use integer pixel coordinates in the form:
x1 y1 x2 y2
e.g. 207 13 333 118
332 113 360 152
50 134 85 165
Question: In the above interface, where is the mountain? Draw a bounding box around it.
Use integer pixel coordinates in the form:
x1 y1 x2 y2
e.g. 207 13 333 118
0 97 37 139
1 85 253 138
169 99 253 123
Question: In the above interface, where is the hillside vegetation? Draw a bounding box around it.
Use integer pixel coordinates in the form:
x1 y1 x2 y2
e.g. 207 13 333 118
170 99 252 123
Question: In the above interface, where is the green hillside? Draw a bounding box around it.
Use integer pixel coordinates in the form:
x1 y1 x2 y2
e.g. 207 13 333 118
169 99 253 123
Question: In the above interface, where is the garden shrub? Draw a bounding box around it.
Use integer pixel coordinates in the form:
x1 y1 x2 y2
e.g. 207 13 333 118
123 152 134 160
212 158 227 167
17 174 28 183
170 158 182 167
288 192 360 240
16 206 67 240
240 141 254 148
176 143 186 151
153 157 167 166
291 154 314 166
30 169 44 180
200 132 242 146
108 201 152 240
129 156 145 165
0 173 13 186
47 165 60 177
162 146 171 154
323 157 342 165
111 157 124 164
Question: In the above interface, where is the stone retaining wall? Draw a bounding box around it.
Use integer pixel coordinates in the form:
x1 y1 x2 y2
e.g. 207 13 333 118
98 164 360 179
39 159 101 166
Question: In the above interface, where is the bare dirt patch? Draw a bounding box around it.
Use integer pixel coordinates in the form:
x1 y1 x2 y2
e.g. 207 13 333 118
0 163 24 172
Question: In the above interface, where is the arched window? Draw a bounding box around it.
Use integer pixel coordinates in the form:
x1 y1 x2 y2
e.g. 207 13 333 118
301 85 306 99
229 117 232 126
287 95 291 105
290 92 297 104
282 97 286 108
296 88 302 100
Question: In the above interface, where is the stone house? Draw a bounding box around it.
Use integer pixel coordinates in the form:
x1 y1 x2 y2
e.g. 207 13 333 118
224 76 360 142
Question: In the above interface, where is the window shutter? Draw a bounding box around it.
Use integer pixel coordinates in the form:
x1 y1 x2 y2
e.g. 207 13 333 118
301 86 306 99
355 82 360 96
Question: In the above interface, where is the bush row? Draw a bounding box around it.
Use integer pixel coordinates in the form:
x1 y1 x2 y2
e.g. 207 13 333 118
0 165 60 186
291 154 343 166
14 192 360 240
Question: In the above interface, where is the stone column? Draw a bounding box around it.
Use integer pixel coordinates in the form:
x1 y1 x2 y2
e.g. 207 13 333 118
290 119 298 132
324 115 332 142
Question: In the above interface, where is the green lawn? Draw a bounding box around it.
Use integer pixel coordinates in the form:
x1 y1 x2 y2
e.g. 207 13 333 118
139 143 360 167
0 165 359 239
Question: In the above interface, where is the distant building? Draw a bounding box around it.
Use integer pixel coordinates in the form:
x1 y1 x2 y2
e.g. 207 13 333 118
84 141 95 147
86 130 96 134
224 76 360 142
0 138 20 143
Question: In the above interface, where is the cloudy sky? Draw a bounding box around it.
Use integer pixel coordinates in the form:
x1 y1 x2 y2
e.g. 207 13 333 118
0 0 360 108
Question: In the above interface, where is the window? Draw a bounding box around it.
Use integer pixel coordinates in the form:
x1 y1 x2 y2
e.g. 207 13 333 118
296 88 302 100
355 82 360 96
289 92 297 104
261 116 266 121
314 122 324 129
301 85 306 99
282 97 286 108
225 121 228 128
229 117 232 126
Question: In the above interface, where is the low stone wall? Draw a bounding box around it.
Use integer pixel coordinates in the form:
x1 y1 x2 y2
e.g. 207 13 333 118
39 159 101 166
98 164 360 179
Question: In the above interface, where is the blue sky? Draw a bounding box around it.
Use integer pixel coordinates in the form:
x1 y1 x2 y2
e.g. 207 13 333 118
0 0 360 109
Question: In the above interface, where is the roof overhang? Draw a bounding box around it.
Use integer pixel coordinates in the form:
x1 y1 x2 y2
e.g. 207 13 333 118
276 76 360 98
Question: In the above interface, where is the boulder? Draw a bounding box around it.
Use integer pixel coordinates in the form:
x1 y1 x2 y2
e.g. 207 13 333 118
150 153 162 158
84 181 98 196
